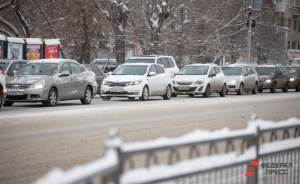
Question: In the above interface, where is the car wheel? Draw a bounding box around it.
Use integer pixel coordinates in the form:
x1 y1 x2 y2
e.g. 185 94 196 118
219 84 226 97
203 84 210 98
4 101 14 106
140 86 149 101
237 83 245 95
171 93 178 97
258 88 263 93
44 88 58 107
163 85 172 100
296 82 300 92
282 83 288 93
101 96 112 101
81 86 93 105
270 82 277 93
252 83 258 94
128 97 135 101
189 94 194 97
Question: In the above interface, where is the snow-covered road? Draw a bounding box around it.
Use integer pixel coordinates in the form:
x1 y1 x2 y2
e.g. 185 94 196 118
1 92 300 184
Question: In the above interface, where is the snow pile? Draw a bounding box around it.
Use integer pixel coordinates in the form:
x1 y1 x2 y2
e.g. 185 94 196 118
7 37 25 43
248 117 300 131
34 150 118 184
44 39 60 45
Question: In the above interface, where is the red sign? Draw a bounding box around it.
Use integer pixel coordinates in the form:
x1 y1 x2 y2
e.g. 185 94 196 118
45 45 59 59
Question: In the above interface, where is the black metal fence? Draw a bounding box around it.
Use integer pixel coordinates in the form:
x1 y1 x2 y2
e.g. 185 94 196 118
35 119 300 184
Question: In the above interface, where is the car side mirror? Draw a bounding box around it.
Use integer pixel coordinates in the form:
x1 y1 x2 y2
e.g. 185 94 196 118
59 71 70 77
108 71 112 76
149 71 156 76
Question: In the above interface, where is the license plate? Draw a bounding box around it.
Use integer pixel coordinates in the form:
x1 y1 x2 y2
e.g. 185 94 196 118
110 87 123 92
7 89 24 96
178 86 190 90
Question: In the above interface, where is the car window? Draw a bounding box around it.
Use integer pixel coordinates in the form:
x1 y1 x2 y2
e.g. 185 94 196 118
70 63 82 74
155 65 165 74
157 58 168 68
60 63 72 74
167 58 175 68
148 65 157 75
7 62 27 76
209 67 216 75
214 67 221 74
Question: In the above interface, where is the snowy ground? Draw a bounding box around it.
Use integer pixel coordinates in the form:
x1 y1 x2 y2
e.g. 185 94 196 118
0 92 300 184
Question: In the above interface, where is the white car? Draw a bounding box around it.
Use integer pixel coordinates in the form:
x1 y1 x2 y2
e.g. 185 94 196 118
126 55 179 77
0 68 6 110
101 63 172 101
172 64 227 97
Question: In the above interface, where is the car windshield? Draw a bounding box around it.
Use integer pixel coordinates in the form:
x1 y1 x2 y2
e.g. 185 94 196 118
255 67 275 76
126 58 155 64
94 59 116 65
286 67 299 75
221 67 242 76
178 66 209 75
112 65 148 75
17 63 58 75
0 62 10 71
7 62 28 76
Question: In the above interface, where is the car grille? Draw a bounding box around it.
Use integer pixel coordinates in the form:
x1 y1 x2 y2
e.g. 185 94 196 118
107 82 128 87
7 84 30 89
6 95 28 100
177 81 193 85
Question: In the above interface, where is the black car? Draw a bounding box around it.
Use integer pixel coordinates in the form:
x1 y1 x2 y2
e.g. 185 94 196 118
255 65 289 93
92 58 117 73
84 64 107 94
285 66 300 92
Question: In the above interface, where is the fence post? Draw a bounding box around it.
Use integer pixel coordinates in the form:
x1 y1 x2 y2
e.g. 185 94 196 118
246 126 260 184
105 129 123 184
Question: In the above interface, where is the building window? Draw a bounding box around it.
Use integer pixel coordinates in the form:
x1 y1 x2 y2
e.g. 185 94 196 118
292 41 296 49
298 42 300 50
298 21 300 32
288 19 292 28
288 41 290 49
294 19 297 30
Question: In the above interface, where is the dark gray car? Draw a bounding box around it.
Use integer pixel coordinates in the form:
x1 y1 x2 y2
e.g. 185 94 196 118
5 59 97 106
84 64 107 94
256 65 289 93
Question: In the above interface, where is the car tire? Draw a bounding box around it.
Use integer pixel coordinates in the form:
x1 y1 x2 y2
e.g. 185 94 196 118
189 94 194 97
258 88 263 93
101 96 112 101
252 83 258 94
219 84 226 97
237 83 245 95
282 83 288 93
270 82 277 93
81 86 93 105
163 85 172 100
296 82 300 92
203 84 210 98
171 93 177 97
44 88 58 107
128 97 135 101
140 86 149 101
4 101 14 106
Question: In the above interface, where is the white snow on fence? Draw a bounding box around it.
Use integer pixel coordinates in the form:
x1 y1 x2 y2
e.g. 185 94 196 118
34 118 300 184
34 150 118 184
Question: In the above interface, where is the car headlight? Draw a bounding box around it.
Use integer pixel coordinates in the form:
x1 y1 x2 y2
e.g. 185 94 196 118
229 80 236 85
194 80 203 85
172 80 176 85
128 80 142 86
30 80 45 89
289 77 295 82
265 79 271 83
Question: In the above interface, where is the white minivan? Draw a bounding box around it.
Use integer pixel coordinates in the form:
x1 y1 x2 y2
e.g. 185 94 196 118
101 63 172 101
126 55 179 77
172 64 227 97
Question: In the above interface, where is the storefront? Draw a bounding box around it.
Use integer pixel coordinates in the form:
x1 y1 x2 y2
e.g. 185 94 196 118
0 34 7 59
7 37 25 60
25 38 43 60
44 39 60 59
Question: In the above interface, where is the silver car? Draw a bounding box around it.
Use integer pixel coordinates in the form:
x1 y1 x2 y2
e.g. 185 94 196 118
5 59 97 106
221 64 258 95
